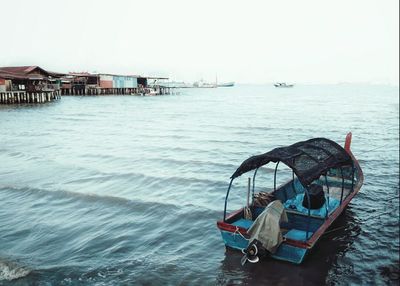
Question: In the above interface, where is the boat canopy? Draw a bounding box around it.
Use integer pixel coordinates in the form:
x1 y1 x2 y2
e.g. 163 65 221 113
230 138 353 187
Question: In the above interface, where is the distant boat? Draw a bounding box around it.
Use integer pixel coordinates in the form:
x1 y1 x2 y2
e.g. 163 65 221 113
274 82 294 88
193 80 216 88
217 82 235 87
192 78 235 88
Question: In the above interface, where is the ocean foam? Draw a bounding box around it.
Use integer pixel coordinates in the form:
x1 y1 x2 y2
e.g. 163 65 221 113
0 260 31 281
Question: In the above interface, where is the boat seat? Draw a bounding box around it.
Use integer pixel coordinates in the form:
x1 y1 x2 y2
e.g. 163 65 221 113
284 193 340 218
231 218 253 230
284 229 313 241
302 184 325 209
271 244 308 264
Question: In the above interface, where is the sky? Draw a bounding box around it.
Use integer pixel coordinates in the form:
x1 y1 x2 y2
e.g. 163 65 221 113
1 0 398 84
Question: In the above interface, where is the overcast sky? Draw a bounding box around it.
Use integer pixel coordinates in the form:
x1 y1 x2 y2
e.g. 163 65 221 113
1 0 398 84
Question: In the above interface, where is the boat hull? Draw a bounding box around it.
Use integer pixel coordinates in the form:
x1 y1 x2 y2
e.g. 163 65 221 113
217 144 363 264
217 82 235 87
274 84 294 88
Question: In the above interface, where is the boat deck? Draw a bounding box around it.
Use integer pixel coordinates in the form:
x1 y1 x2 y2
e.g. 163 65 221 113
220 183 354 264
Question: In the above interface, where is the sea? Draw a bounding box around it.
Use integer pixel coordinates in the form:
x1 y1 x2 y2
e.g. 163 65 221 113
0 84 398 285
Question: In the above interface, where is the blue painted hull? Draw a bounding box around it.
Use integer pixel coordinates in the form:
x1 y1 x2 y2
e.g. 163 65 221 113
219 229 308 264
217 133 364 265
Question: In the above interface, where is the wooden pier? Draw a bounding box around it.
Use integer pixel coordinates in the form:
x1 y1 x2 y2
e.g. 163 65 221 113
0 66 62 105
0 90 61 104
0 66 175 104
61 87 139 96
61 86 173 96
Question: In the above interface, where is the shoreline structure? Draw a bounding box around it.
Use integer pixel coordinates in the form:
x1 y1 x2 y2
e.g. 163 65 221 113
0 66 172 104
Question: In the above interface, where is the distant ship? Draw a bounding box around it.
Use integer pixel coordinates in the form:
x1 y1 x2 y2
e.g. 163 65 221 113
193 80 216 88
217 82 235 87
192 78 235 88
274 82 294 88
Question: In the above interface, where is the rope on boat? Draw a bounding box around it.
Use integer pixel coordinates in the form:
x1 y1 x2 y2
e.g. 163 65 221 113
358 143 393 155
322 225 348 236
322 207 397 236
244 207 252 220
319 144 398 236
362 209 398 221
234 226 250 241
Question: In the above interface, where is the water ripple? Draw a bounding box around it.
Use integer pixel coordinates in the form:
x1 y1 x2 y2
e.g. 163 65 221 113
0 84 398 285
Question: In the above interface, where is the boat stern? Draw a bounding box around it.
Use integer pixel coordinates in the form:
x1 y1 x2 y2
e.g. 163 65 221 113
271 243 309 264
217 220 250 251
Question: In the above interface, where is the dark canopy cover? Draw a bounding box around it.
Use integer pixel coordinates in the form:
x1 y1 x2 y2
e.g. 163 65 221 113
231 138 353 186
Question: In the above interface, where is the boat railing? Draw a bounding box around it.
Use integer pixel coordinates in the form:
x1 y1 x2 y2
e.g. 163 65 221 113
223 160 356 243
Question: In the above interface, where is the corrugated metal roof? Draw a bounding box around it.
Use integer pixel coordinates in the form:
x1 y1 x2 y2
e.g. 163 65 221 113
0 66 64 80
0 70 30 80
0 66 169 81
145 76 169 80
47 71 65 77
69 72 97 76
0 66 35 73
0 66 48 75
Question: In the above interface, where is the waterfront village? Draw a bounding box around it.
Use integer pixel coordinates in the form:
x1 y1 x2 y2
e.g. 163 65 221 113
0 66 172 104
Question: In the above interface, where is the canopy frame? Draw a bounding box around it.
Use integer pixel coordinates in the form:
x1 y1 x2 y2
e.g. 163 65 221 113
230 138 353 187
223 138 356 233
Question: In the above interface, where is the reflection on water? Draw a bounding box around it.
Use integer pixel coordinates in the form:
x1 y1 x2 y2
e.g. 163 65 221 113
0 84 398 285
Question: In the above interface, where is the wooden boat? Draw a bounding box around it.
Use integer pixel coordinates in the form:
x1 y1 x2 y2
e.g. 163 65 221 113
193 80 216 88
274 82 294 88
217 82 235 87
216 133 363 264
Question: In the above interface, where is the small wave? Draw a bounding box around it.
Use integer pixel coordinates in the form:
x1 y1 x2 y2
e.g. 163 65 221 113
0 260 30 281
0 185 221 218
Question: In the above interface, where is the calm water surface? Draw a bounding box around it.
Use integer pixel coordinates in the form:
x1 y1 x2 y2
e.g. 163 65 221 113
0 85 399 285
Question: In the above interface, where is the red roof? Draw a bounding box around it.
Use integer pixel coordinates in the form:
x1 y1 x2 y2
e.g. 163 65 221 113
0 69 29 80
0 66 54 80
69 72 98 77
0 66 46 74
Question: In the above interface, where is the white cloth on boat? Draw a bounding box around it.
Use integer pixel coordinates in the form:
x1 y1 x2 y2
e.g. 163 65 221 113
247 200 288 253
